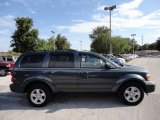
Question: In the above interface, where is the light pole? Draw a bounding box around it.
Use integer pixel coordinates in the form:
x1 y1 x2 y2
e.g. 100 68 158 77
131 34 136 54
142 35 143 50
80 40 82 51
104 5 116 54
51 31 55 50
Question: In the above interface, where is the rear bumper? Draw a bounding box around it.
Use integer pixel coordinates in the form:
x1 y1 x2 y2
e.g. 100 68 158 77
145 81 155 93
10 83 24 93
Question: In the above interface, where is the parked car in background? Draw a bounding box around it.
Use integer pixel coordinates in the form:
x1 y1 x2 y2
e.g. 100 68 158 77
1 56 19 62
0 57 15 76
103 54 126 66
121 54 139 62
10 50 155 107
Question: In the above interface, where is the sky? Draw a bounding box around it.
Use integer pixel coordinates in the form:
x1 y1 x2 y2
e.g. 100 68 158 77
0 0 160 51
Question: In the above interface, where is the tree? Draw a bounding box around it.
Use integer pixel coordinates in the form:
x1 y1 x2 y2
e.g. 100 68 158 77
112 36 131 55
55 34 71 50
148 42 156 50
10 17 38 53
36 38 49 50
90 34 110 53
47 37 57 50
90 26 110 53
89 26 110 39
156 37 160 51
143 44 149 50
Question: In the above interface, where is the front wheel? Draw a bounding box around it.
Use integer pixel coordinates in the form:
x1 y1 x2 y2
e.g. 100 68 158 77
27 84 51 107
118 82 144 105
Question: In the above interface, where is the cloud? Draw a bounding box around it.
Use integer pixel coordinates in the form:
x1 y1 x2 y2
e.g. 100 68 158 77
97 5 106 11
56 0 160 34
10 0 36 14
0 29 10 35
117 0 143 18
0 1 10 7
0 15 15 27
10 0 28 7
28 8 36 14
71 19 86 23
4 2 10 6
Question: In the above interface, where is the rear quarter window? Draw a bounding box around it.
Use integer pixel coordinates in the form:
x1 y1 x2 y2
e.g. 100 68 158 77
20 54 45 68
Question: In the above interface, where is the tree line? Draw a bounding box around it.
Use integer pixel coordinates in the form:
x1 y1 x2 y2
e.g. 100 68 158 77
10 17 71 53
10 17 160 54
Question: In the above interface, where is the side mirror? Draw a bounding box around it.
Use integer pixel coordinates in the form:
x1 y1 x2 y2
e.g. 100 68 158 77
105 62 114 69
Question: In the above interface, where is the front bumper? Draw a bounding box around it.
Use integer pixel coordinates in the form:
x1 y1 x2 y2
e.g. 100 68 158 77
10 83 24 93
145 81 155 93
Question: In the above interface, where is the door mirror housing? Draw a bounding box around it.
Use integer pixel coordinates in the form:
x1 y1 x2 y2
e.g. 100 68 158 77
105 62 114 69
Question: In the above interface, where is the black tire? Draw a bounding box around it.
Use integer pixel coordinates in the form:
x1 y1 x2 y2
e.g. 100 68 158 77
27 84 51 107
118 82 144 105
0 68 7 76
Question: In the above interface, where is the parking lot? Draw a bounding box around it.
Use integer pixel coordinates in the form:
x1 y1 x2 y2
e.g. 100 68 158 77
0 57 160 120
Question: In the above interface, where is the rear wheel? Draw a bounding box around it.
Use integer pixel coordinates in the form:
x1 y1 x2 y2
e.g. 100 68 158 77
0 68 7 76
27 84 51 107
118 82 144 105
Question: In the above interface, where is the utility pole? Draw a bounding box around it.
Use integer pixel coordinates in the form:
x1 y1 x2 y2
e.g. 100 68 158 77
131 34 136 54
51 31 55 50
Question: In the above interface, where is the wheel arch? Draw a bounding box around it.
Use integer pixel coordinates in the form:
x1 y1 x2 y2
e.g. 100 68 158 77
24 80 57 93
116 80 146 93
112 74 147 93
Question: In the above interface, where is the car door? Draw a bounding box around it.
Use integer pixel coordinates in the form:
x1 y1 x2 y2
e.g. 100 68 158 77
44 52 78 92
78 53 116 92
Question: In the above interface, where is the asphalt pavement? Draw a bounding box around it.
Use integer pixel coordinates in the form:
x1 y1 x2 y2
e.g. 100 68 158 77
0 57 160 120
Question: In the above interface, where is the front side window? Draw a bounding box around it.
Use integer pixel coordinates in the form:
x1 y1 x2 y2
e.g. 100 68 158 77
20 54 45 68
48 53 74 68
80 54 105 69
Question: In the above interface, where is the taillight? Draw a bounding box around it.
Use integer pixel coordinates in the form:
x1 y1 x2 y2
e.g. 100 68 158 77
11 72 15 83
6 64 11 68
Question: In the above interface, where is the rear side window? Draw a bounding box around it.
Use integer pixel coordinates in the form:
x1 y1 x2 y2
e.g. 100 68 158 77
20 54 45 68
48 53 74 68
7 57 14 62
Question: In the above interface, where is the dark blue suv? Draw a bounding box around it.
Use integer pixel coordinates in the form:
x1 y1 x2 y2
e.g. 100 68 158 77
10 50 155 107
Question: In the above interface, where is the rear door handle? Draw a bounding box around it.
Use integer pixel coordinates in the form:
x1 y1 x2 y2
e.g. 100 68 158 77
24 74 29 77
80 72 88 79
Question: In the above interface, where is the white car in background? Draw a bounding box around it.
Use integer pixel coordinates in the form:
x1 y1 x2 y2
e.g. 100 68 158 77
103 54 126 66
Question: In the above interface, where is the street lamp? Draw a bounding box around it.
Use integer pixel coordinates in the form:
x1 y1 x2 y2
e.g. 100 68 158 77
104 5 116 54
51 31 55 50
80 40 82 51
131 34 136 54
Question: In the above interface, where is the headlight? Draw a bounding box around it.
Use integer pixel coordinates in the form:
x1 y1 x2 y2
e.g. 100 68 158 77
146 73 151 81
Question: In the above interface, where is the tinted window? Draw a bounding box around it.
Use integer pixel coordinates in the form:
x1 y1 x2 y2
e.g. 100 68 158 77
7 57 14 62
49 53 74 68
20 54 45 68
80 54 105 69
